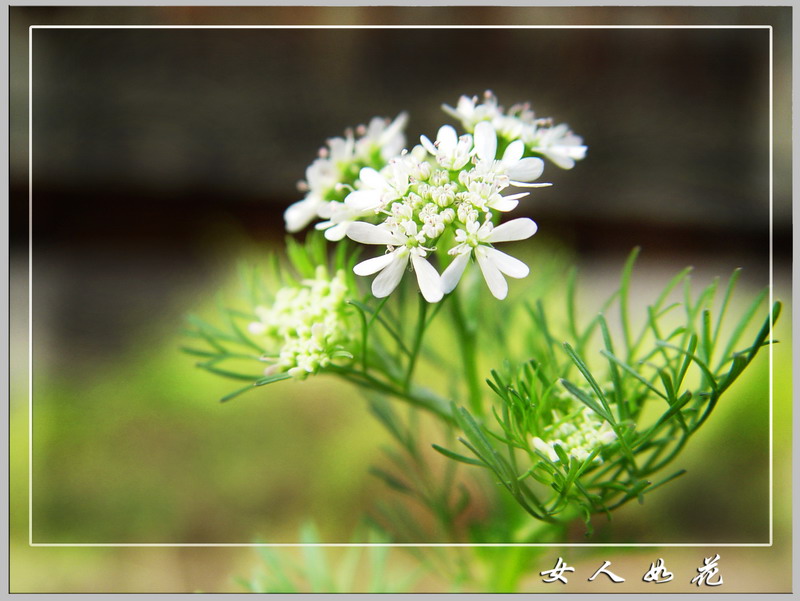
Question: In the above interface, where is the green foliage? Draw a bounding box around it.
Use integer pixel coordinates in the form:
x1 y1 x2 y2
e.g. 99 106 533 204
435 250 779 533
182 232 362 400
237 523 421 593
184 230 456 420
186 235 777 542
185 234 777 594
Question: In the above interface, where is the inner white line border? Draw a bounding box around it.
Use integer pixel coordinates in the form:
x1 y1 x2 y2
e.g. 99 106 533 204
27 23 776 548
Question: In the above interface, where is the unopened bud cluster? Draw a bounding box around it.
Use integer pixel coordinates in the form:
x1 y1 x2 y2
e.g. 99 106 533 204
532 388 617 465
248 267 351 379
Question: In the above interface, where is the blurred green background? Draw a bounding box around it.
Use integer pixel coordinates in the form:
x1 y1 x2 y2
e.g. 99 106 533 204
10 5 791 593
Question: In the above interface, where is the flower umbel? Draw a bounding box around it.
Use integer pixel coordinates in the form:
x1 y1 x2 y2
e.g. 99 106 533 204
344 120 546 301
443 90 587 169
283 93 585 303
532 388 617 464
248 267 352 379
284 113 408 233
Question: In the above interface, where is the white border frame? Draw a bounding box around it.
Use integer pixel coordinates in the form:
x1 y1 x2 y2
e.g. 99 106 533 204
27 24 775 549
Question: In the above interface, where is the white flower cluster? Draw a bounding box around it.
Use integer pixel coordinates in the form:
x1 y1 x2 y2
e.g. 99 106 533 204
284 92 587 303
248 267 351 379
284 113 408 233
532 393 617 465
442 91 587 170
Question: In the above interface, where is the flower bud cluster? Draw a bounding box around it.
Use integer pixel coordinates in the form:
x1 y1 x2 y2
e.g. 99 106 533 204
532 389 617 465
248 267 351 379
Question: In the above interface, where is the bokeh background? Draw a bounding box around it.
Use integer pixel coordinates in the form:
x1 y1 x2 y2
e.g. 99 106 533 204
9 5 792 593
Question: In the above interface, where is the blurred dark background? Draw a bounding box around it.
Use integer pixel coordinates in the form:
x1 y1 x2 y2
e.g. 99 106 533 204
17 17 786 253
9 5 792 592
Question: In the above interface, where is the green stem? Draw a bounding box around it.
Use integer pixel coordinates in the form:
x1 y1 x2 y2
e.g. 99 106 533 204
331 366 454 424
642 429 690 474
405 296 429 393
356 306 369 373
485 546 546 592
512 515 570 543
450 292 483 416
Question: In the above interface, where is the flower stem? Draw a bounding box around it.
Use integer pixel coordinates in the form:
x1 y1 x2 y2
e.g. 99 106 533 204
524 504 574 536
405 295 429 393
449 291 483 417
331 366 454 424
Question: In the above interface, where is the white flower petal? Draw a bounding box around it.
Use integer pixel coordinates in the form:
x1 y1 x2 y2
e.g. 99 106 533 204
488 197 519 212
411 254 443 303
545 144 587 170
419 135 437 156
473 121 497 162
441 251 471 294
570 144 588 160
547 154 575 170
485 218 538 243
491 191 529 211
372 251 408 297
346 222 402 246
316 201 337 219
354 253 395 276
380 112 408 145
358 167 386 189
483 247 529 279
440 102 460 121
457 95 476 115
502 139 525 163
507 157 544 182
476 247 508 300
507 181 552 189
436 125 458 152
323 222 350 241
344 190 381 211
284 198 320 232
